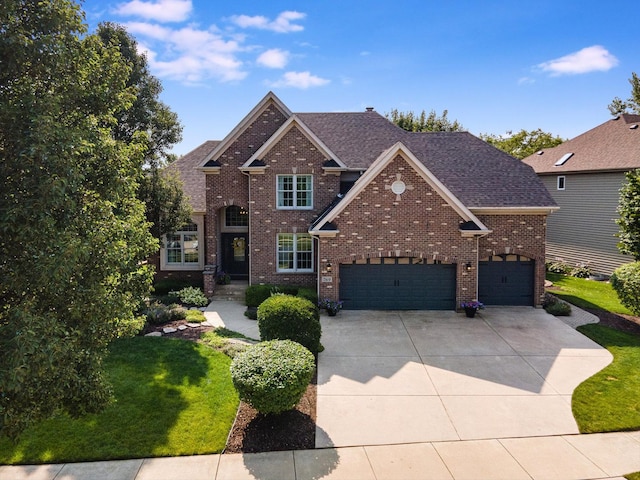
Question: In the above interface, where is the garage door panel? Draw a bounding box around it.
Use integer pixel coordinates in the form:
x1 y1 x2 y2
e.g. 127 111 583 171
340 261 456 310
479 256 534 306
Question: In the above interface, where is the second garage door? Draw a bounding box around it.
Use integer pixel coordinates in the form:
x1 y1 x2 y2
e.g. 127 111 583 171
478 254 534 306
339 258 456 310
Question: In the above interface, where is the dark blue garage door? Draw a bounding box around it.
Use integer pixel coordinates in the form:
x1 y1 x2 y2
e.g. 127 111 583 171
478 255 534 306
339 259 456 310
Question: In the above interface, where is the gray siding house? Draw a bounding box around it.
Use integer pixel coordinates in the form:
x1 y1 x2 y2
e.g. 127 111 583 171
523 114 640 275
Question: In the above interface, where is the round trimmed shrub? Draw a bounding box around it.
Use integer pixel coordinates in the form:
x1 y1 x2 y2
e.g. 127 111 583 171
230 340 315 414
611 261 640 315
257 294 322 354
545 300 572 316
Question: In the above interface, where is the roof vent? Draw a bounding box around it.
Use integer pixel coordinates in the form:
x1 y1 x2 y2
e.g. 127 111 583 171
536 150 544 155
631 124 638 130
365 107 374 112
554 152 573 167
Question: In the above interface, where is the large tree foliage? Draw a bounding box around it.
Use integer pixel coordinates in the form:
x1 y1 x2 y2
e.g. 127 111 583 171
96 23 191 239
480 129 564 159
386 109 465 132
0 0 157 437
616 169 640 259
609 72 640 115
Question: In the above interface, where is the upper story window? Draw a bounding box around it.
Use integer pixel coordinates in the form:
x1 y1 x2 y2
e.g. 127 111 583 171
277 174 313 209
166 223 199 266
277 233 313 272
557 176 566 190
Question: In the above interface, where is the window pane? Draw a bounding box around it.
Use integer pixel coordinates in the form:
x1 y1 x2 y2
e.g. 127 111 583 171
225 206 248 227
278 191 293 207
278 234 294 270
183 234 199 263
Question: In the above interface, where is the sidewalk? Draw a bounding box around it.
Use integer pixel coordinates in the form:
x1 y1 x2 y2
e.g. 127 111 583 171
2 431 639 479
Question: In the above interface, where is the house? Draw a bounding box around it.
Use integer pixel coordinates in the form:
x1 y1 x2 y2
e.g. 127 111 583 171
151 140 219 284
522 114 640 275
184 92 556 309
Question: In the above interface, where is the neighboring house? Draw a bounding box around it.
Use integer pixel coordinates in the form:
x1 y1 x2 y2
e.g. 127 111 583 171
151 140 220 284
192 92 556 309
523 114 640 275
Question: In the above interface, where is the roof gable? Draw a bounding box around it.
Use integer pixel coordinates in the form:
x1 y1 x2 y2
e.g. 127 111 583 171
310 142 489 234
523 114 640 174
241 115 347 169
198 91 292 168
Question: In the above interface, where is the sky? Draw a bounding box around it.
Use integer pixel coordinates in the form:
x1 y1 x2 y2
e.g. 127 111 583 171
80 0 637 156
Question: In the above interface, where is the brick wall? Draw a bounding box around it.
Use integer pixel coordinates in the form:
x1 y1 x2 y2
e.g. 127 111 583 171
248 125 340 287
204 102 289 277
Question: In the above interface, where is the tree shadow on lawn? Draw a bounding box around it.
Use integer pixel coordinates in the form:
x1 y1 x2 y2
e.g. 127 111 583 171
0 337 235 465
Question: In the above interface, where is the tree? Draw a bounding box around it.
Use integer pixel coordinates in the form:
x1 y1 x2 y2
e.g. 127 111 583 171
616 169 640 259
386 109 465 132
480 129 564 159
609 72 640 115
0 0 157 437
96 23 191 239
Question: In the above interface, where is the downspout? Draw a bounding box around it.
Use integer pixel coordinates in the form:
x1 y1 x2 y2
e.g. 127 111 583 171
241 170 251 285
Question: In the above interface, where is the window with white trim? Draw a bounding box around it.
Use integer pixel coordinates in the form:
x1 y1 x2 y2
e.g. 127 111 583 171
166 223 199 266
277 174 313 209
277 233 313 272
557 175 565 190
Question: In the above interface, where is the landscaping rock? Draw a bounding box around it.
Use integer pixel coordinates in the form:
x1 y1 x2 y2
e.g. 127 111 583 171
163 327 178 334
186 322 201 328
178 325 188 331
145 331 162 337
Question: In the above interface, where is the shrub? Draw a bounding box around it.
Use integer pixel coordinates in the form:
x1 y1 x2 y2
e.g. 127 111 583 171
257 294 322 354
546 260 571 274
144 302 187 325
570 263 592 278
170 286 209 307
297 287 318 305
153 278 202 296
545 300 572 316
230 340 315 414
611 262 640 316
185 309 206 323
245 284 274 308
542 293 571 316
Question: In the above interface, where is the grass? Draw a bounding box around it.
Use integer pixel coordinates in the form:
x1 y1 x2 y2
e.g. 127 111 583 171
572 324 640 433
548 273 640 479
0 336 239 465
546 272 632 314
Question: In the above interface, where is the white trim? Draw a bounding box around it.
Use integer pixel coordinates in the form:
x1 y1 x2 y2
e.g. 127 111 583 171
240 115 347 169
276 233 314 273
309 142 490 234
470 206 560 215
159 215 205 271
198 91 292 168
276 173 314 210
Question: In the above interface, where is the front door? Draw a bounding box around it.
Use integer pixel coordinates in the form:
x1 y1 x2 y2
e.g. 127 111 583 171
221 233 248 279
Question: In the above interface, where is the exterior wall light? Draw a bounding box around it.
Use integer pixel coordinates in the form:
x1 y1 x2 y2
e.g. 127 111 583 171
326 262 332 273
465 262 472 271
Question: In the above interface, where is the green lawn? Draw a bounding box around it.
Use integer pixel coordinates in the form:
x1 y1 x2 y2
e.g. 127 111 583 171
547 273 640 480
573 324 640 433
0 337 239 465
546 272 632 314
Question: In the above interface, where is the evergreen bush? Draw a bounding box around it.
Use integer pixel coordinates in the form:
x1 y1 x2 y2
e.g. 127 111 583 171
257 294 322 354
611 262 640 316
230 340 315 414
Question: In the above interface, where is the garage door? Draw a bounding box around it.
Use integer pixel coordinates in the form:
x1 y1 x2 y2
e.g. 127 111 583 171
478 254 534 306
339 258 456 310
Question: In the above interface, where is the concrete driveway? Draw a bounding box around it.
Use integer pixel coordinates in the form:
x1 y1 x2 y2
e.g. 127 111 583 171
316 307 613 448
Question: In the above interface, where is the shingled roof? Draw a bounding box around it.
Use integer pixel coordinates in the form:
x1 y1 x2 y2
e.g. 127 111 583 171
297 111 555 209
522 114 640 174
165 140 220 213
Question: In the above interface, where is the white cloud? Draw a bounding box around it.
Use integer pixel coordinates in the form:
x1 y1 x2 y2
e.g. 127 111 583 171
270 71 330 89
230 11 305 33
257 49 289 69
126 22 246 83
518 76 535 85
537 45 619 76
114 0 192 22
